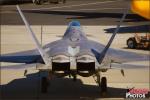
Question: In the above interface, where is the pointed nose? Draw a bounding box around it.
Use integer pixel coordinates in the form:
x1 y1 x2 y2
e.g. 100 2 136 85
69 21 81 27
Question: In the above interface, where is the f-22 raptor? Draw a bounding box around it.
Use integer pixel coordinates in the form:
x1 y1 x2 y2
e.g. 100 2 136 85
0 5 149 93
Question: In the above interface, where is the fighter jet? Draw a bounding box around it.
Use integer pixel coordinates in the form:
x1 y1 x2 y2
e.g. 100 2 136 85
0 5 149 93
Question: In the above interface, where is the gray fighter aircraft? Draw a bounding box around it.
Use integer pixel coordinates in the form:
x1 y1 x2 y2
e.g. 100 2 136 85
0 5 149 93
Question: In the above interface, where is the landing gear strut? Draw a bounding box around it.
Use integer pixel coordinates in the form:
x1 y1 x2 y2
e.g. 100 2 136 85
41 77 49 93
96 73 101 86
95 73 107 94
73 75 77 82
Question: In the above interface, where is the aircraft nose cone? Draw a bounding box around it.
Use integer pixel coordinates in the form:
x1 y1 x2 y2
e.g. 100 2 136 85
69 21 81 27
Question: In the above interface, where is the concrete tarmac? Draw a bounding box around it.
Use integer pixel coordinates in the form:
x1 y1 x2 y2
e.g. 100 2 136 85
1 0 150 25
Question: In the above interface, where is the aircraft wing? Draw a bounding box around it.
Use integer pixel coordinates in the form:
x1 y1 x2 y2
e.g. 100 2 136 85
0 64 37 70
0 49 43 63
107 48 149 63
91 41 149 63
103 50 149 75
91 41 149 71
0 55 42 63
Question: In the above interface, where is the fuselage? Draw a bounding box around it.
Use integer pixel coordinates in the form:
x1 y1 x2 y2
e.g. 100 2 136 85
42 21 102 77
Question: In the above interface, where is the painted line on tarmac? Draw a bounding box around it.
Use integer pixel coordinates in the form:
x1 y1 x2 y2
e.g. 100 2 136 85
48 8 125 12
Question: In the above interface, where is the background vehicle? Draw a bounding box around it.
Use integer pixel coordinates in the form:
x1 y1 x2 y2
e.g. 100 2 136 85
0 0 66 5
0 0 31 4
127 33 150 49
32 0 66 5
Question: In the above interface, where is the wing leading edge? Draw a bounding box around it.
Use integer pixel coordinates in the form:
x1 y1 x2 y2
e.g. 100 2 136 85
0 55 42 63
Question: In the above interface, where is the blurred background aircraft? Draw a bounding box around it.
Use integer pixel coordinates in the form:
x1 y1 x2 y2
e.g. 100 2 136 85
131 0 150 20
0 0 66 5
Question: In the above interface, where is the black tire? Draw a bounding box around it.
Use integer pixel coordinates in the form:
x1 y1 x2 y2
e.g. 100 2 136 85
41 77 49 93
127 38 137 49
100 77 107 93
33 0 43 5
73 75 77 82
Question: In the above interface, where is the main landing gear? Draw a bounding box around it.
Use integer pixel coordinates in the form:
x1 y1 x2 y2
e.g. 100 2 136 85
41 77 49 93
41 72 52 93
40 72 107 94
100 77 107 94
95 73 107 95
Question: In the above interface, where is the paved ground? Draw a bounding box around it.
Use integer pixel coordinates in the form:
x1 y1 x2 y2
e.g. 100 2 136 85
0 0 150 25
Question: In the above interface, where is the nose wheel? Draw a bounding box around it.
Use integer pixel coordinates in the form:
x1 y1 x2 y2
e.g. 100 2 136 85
73 75 77 82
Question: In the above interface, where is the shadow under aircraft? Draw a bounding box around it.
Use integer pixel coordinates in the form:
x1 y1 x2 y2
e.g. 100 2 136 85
104 25 150 34
0 72 128 100
23 10 147 22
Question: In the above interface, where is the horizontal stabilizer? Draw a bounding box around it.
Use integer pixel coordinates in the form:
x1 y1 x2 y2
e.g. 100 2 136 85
111 63 149 70
1 64 37 70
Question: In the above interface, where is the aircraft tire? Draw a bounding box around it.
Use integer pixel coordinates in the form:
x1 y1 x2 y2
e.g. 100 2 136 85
33 0 43 5
100 77 107 93
73 75 77 82
127 38 137 49
41 77 49 93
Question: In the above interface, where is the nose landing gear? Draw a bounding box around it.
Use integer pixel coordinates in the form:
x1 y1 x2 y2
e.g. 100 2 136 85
41 72 52 93
73 75 77 82
41 77 49 93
